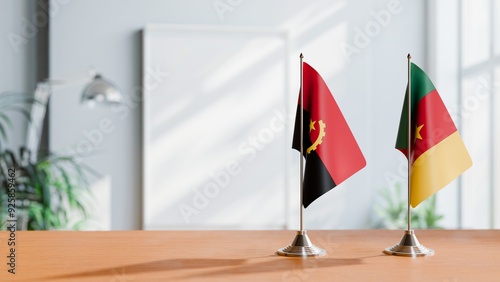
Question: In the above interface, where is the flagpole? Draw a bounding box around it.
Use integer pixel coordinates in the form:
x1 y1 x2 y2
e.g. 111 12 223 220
277 53 325 257
383 53 434 257
407 53 412 232
299 53 304 232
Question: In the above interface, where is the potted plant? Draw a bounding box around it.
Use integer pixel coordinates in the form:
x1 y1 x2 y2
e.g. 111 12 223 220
0 92 94 230
372 181 444 229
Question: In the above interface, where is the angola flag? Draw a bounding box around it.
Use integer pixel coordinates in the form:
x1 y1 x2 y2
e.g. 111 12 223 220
395 62 472 208
292 62 366 208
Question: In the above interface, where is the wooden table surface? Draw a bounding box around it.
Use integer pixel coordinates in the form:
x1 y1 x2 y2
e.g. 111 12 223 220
0 230 499 281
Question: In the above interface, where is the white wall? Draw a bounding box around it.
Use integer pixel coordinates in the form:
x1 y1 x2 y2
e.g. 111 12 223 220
0 0 37 150
49 0 426 230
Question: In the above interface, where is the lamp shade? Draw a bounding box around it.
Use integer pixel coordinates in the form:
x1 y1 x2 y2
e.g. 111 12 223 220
81 74 122 106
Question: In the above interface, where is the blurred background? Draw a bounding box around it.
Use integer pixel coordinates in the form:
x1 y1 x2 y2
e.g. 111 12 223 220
0 0 498 230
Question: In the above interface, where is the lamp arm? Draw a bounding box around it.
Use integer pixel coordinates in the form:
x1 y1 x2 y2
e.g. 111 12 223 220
25 68 96 161
25 68 120 161
25 82 51 162
43 68 96 90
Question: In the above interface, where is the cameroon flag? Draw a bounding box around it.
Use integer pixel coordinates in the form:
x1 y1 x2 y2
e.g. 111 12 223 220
395 63 472 208
293 62 366 208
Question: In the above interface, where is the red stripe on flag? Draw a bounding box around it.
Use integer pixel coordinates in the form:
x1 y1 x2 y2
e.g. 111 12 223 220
412 89 457 162
302 63 366 184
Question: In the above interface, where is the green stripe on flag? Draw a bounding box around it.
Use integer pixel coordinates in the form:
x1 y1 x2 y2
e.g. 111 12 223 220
410 63 436 103
395 63 437 151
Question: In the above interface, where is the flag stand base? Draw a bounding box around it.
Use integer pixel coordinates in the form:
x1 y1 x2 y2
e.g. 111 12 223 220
383 230 434 257
277 230 326 257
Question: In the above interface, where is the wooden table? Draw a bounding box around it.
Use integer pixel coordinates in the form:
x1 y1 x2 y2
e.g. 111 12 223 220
0 230 499 281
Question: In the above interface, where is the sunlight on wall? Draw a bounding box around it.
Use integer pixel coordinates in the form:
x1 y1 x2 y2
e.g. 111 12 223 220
144 26 288 229
86 175 111 230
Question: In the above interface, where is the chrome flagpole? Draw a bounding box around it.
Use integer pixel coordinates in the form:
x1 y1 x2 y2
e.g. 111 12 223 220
300 52 304 233
277 53 325 257
383 54 434 257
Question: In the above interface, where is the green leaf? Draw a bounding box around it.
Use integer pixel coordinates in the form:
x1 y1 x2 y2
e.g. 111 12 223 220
1 144 94 230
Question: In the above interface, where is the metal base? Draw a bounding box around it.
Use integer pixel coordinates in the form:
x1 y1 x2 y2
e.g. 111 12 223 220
277 230 326 257
384 230 434 257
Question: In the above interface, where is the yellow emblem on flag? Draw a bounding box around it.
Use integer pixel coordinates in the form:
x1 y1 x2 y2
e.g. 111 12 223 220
307 119 326 154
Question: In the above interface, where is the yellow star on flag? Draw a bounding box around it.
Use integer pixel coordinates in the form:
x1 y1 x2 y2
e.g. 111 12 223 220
309 120 316 132
415 124 424 140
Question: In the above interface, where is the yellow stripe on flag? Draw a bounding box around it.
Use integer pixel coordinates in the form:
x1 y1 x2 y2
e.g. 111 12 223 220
410 131 472 208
